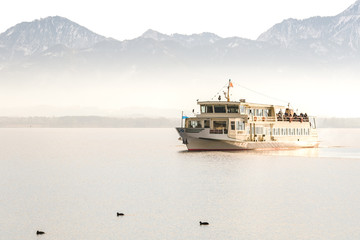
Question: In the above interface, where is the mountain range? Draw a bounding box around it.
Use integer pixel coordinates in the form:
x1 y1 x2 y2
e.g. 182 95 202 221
1 1 360 118
1 0 360 71
258 0 360 58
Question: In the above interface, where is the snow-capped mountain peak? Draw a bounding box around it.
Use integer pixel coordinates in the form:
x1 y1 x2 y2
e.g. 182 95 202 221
0 16 106 57
338 0 360 16
141 29 170 41
257 0 360 52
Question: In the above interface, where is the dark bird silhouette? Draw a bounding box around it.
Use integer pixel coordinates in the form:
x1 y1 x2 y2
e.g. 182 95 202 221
199 221 209 225
36 230 45 235
117 212 124 216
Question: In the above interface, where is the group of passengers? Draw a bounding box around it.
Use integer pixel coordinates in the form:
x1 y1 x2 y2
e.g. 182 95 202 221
277 110 309 122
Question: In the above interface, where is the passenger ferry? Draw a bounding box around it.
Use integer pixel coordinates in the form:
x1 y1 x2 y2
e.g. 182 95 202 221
176 80 319 151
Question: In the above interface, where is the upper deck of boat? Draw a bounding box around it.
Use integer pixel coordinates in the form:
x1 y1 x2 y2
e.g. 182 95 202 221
197 100 285 109
187 80 312 124
194 100 310 123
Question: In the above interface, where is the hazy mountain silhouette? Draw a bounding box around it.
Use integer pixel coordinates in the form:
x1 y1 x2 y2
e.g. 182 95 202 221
1 1 360 72
0 16 105 60
258 0 360 58
1 1 360 119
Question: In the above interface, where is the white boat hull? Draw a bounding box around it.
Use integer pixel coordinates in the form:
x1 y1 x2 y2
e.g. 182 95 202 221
176 128 319 151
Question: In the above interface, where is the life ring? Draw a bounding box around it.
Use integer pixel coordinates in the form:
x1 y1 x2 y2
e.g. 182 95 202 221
254 116 257 121
262 117 266 121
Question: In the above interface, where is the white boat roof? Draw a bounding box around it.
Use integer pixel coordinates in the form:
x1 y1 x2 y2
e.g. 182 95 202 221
197 101 285 109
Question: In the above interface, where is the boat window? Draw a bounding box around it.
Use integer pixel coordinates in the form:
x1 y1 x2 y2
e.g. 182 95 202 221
190 120 202 128
240 105 246 114
231 121 235 130
273 128 279 135
246 126 250 134
204 120 210 128
255 127 264 135
255 109 263 117
227 105 239 113
201 105 213 113
213 121 227 129
247 109 254 116
236 121 245 130
266 128 271 135
214 105 226 113
264 109 269 117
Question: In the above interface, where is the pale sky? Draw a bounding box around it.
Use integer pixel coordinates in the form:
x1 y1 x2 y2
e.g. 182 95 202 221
0 0 356 40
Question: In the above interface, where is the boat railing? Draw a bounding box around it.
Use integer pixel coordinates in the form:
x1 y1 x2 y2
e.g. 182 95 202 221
252 116 276 122
267 116 276 121
210 129 228 134
276 116 309 122
185 128 204 133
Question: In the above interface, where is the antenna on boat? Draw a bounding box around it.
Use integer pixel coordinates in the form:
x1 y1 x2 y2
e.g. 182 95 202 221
224 79 233 102
212 79 234 101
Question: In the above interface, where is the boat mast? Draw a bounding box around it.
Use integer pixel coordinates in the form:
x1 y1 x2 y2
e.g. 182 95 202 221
226 79 232 102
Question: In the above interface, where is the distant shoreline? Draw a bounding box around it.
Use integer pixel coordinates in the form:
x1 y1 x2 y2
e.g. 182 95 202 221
0 116 358 128
0 116 179 128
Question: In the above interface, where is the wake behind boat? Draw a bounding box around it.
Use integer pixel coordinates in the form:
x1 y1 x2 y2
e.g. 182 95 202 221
176 80 319 151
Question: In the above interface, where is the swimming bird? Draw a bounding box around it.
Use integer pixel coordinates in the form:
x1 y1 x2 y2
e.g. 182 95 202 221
117 212 125 216
199 221 209 225
36 230 45 235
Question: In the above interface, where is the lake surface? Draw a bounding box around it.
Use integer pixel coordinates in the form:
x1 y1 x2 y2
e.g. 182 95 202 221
1 128 360 240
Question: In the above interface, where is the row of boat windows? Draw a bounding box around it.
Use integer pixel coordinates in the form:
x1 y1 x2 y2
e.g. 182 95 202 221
189 120 245 130
249 127 310 136
190 120 310 136
200 105 272 117
235 123 310 136
248 109 271 117
230 121 246 131
251 127 310 136
272 128 310 136
201 105 246 114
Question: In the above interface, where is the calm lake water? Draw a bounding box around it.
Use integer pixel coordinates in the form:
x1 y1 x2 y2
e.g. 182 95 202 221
1 128 360 240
